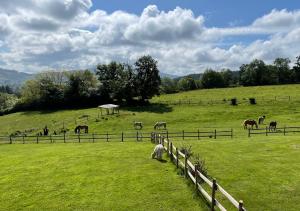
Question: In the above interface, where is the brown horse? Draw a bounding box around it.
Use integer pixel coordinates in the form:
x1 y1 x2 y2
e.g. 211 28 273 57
75 125 88 134
243 119 258 129
269 121 277 131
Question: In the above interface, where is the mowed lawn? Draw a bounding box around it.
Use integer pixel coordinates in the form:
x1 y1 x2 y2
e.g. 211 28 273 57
0 142 207 211
174 136 300 211
1 84 300 210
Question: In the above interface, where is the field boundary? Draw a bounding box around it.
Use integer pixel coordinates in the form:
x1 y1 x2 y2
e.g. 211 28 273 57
248 126 300 137
153 95 295 106
0 129 233 144
151 133 246 211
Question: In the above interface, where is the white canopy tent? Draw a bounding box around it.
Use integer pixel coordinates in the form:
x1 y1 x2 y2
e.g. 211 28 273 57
98 104 120 115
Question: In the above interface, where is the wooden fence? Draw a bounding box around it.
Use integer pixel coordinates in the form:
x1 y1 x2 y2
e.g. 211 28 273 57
248 126 300 137
157 129 233 140
0 129 233 144
153 95 295 106
152 133 246 211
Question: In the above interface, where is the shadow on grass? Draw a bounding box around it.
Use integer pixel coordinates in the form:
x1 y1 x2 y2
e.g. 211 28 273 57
158 159 168 163
124 103 173 114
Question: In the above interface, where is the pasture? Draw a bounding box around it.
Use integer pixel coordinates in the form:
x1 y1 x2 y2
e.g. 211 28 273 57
1 84 300 210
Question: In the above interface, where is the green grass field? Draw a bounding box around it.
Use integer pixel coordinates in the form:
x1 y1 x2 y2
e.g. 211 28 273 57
1 84 300 210
0 142 206 211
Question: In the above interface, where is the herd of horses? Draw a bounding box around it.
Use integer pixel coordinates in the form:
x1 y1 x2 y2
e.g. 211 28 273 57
243 116 277 131
134 121 167 130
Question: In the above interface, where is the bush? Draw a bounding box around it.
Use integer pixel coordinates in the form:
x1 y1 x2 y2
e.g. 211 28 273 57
193 154 209 182
179 145 193 158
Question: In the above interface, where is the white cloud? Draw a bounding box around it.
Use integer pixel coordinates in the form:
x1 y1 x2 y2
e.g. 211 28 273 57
0 2 300 75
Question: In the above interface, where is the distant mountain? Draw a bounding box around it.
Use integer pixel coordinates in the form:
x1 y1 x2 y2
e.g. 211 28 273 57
159 72 179 79
0 68 32 85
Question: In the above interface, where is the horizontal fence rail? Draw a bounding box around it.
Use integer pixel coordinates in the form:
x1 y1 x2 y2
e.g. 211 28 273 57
151 133 246 211
153 95 296 106
248 126 300 137
0 129 233 144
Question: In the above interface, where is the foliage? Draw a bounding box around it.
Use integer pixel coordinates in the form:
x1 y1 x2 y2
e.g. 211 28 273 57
134 55 161 101
201 69 225 88
177 77 197 91
160 77 178 94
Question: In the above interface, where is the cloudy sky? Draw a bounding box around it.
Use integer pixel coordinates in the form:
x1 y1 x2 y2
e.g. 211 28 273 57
0 0 300 75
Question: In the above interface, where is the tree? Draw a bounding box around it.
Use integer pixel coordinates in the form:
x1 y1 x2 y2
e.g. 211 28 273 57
177 77 197 91
293 56 300 83
134 55 161 101
200 69 225 88
274 58 293 84
160 77 178 94
65 70 99 105
239 59 271 86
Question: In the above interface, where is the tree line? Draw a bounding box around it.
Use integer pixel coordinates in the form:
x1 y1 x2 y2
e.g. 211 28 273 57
16 55 161 110
1 55 300 112
161 56 300 94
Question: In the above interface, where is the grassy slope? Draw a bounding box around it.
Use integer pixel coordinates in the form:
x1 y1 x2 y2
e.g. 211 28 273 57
1 84 300 210
0 142 206 211
174 137 300 211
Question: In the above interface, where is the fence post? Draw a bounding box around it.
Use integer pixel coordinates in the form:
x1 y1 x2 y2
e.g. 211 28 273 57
50 135 52 143
122 132 124 142
239 200 244 211
195 164 199 189
197 129 200 140
283 126 286 136
176 148 179 168
92 133 95 143
182 130 185 140
23 135 25 144
170 142 173 161
9 136 12 144
63 133 66 143
136 131 139 142
166 130 169 140
214 129 217 139
36 135 39 144
248 128 251 137
231 128 233 138
184 153 188 178
106 132 109 142
78 133 80 143
266 126 268 136
167 139 170 155
211 179 217 211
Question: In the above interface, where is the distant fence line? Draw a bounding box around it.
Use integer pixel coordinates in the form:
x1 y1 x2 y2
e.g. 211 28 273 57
151 133 246 211
248 126 300 137
0 129 233 144
153 95 297 106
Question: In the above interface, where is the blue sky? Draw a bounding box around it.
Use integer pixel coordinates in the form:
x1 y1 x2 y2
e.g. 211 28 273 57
0 0 300 74
92 0 300 27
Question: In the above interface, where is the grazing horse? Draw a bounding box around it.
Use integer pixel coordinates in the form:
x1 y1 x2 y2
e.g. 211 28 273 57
133 121 143 130
269 121 277 131
258 115 266 124
154 122 167 130
74 125 89 134
243 119 258 129
151 144 164 160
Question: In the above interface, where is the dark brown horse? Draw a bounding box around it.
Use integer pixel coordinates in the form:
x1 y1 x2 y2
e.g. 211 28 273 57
269 121 277 131
243 119 258 129
75 125 88 134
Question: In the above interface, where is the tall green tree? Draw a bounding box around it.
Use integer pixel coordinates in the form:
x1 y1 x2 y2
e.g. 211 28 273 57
160 77 178 94
177 77 197 91
134 55 161 101
200 69 225 88
274 58 293 84
240 59 270 86
65 70 99 104
293 56 300 83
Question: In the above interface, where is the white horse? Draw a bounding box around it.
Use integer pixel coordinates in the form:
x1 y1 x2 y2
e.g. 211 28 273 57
151 144 164 160
154 122 167 130
133 121 143 130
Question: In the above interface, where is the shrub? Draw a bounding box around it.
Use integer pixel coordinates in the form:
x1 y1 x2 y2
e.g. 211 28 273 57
179 145 193 158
